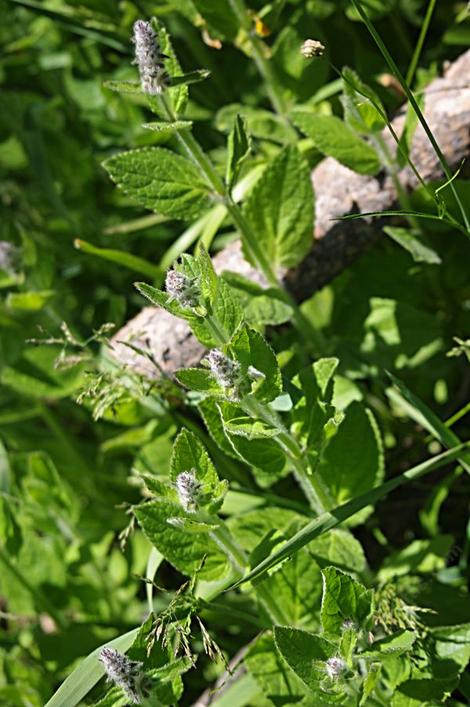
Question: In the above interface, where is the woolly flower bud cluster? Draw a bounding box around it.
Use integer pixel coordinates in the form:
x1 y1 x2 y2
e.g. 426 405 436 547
206 349 242 389
301 39 325 58
325 656 347 680
165 269 200 308
99 647 144 704
0 241 19 274
176 470 202 512
132 20 168 95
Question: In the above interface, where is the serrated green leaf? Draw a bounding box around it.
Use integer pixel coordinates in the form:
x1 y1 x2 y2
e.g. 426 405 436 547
229 325 282 402
318 403 384 524
274 627 337 690
320 567 373 635
242 145 314 269
260 548 323 629
170 428 227 507
292 110 381 175
224 416 280 439
135 499 229 581
175 368 224 395
226 114 251 189
103 148 211 220
245 632 308 704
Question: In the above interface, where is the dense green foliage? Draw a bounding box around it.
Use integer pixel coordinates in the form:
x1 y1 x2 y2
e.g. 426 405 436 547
1 1 470 705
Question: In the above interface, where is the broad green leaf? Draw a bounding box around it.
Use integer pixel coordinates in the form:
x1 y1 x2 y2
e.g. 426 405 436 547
170 428 227 506
318 402 384 522
242 145 314 269
229 443 470 588
244 632 307 705
432 623 470 672
175 368 225 395
135 499 230 581
193 278 244 346
259 548 323 629
224 416 280 439
226 114 251 189
274 626 337 690
320 567 373 635
223 429 287 485
292 110 381 175
44 628 140 707
135 281 206 328
391 678 454 706
75 239 162 279
103 148 211 220
341 67 386 134
378 535 453 582
383 227 441 264
198 399 241 461
365 630 416 657
229 325 282 402
222 271 293 325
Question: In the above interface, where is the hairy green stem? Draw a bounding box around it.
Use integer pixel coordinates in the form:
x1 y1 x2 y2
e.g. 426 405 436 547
208 518 288 624
159 93 323 356
241 396 334 514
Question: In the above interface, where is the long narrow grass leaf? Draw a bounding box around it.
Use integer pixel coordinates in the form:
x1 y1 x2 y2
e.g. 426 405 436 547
229 443 469 588
44 628 140 707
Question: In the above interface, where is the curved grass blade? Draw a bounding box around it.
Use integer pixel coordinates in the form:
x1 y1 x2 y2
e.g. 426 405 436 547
74 239 163 280
44 627 139 707
229 442 470 589
386 373 470 474
350 0 470 235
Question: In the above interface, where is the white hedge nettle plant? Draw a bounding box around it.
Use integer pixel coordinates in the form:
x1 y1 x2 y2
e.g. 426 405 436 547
38 9 469 706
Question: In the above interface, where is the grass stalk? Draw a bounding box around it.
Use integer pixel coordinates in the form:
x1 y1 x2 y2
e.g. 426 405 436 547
351 0 470 235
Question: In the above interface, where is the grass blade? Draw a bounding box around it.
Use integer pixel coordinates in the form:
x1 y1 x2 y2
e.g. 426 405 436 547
386 372 470 474
229 442 470 589
44 628 139 707
350 0 470 235
75 239 163 280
